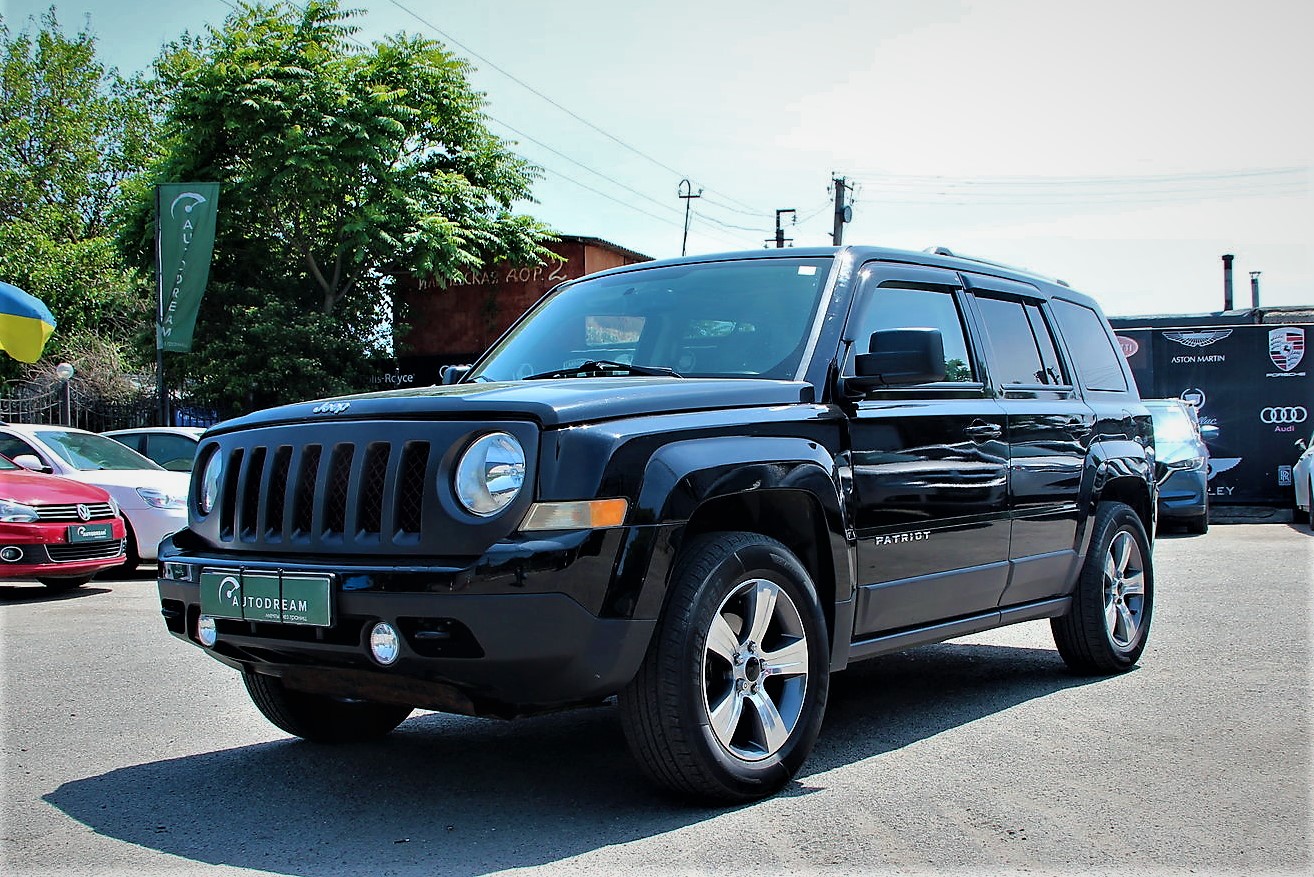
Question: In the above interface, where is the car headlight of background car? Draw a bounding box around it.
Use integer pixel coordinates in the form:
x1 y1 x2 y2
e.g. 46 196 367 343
136 486 187 509
0 499 39 523
453 432 526 516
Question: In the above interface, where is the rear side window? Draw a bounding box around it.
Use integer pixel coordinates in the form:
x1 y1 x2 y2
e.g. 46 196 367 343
973 296 1066 386
1051 299 1128 392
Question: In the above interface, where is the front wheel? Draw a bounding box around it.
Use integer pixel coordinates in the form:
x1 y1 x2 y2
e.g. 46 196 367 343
1052 502 1154 674
242 671 412 743
619 532 830 803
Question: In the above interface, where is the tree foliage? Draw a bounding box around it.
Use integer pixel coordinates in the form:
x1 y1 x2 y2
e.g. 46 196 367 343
120 0 555 414
0 8 158 381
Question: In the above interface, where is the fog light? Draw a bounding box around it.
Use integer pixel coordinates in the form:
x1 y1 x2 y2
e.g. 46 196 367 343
0 546 23 562
197 614 218 647
369 622 401 666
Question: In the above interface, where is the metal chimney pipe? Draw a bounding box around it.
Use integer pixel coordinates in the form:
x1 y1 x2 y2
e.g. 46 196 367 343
1249 271 1261 308
1222 254 1235 310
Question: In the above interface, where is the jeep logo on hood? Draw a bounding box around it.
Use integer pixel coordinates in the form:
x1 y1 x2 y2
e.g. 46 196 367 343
311 401 350 415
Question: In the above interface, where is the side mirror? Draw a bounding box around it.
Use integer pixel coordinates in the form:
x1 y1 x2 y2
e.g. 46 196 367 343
1200 424 1220 441
440 364 471 385
12 454 48 473
844 328 945 394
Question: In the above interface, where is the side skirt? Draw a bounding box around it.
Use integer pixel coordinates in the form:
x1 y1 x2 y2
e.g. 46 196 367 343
845 596 1071 663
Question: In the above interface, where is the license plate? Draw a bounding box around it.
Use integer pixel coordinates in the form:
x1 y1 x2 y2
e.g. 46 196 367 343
199 569 333 627
67 523 114 543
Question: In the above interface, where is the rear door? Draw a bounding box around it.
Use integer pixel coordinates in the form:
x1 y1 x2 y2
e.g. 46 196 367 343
842 263 1011 635
960 274 1092 606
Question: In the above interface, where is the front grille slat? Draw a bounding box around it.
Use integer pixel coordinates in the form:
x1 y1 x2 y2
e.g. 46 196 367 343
34 502 116 522
47 539 125 562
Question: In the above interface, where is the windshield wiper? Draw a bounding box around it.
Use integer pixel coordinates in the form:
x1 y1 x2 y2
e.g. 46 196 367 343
524 360 684 380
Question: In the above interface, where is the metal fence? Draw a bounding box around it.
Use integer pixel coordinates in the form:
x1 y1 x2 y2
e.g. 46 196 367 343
0 378 216 433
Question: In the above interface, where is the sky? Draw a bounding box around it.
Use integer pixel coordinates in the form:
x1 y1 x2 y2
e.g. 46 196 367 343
7 0 1313 317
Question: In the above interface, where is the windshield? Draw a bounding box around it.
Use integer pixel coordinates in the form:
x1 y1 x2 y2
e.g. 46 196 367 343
467 257 833 382
37 430 165 472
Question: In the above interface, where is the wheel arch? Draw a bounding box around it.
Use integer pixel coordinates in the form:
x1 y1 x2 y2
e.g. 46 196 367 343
624 435 850 657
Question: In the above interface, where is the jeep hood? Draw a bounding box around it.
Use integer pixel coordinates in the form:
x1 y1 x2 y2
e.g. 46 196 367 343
210 378 816 432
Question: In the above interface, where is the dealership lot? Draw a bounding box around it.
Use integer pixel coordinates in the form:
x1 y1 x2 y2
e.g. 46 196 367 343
2 523 1309 876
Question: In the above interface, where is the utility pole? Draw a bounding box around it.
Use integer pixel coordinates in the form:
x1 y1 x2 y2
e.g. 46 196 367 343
678 179 702 256
770 208 796 248
831 174 853 245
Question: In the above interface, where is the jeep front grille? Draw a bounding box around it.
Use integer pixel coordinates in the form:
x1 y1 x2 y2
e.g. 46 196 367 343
194 419 534 556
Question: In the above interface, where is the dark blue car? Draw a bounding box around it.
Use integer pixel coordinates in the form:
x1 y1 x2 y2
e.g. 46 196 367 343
1145 398 1213 534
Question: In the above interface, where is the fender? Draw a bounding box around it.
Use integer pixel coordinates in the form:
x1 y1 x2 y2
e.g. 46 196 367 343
608 435 852 630
1075 437 1157 559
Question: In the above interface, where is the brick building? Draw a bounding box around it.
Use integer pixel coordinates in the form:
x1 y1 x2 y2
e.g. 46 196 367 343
386 235 650 386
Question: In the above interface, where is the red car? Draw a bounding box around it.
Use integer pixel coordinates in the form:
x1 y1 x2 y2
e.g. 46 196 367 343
0 454 127 590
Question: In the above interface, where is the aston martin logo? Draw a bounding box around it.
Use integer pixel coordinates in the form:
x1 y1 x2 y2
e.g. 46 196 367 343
1162 329 1232 348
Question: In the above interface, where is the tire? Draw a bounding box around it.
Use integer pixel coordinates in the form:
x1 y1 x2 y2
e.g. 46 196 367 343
1186 496 1209 535
38 575 91 591
117 523 140 574
618 531 830 803
1052 502 1154 674
241 671 413 743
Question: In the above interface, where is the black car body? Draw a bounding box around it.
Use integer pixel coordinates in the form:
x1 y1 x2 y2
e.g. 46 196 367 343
158 246 1156 802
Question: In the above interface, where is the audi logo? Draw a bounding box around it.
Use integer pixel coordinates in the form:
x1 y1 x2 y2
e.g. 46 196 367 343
1260 406 1308 424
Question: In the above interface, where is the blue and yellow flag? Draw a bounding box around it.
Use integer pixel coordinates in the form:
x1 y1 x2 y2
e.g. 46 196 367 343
0 280 56 363
156 183 220 353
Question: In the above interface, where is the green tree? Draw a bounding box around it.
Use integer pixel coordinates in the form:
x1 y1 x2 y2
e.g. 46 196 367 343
120 0 554 414
0 7 159 381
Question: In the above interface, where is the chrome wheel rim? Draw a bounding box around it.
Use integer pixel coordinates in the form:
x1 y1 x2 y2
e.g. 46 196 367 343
701 577 810 762
1103 529 1147 650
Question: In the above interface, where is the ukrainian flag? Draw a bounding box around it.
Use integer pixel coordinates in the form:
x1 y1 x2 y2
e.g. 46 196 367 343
0 281 56 363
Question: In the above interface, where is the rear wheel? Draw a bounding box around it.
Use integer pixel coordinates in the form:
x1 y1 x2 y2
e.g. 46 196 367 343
242 671 413 743
619 531 829 803
1052 502 1154 674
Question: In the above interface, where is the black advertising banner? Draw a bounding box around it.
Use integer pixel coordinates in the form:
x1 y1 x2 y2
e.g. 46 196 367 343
1113 324 1312 505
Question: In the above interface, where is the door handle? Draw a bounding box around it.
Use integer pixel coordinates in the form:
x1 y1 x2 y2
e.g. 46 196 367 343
1065 418 1093 437
964 421 1002 440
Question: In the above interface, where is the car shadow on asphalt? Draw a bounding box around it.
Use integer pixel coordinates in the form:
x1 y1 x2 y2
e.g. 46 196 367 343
43 642 1099 876
0 583 111 603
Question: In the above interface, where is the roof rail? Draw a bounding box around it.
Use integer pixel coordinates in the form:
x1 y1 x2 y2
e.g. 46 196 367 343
923 246 1071 288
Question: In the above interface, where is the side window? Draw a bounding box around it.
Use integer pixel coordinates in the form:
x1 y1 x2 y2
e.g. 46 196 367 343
1051 299 1128 392
1025 304 1066 384
116 434 146 454
973 296 1047 385
0 435 39 462
973 296 1068 386
846 285 974 382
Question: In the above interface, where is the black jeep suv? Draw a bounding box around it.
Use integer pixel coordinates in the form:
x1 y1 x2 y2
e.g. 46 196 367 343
157 245 1156 802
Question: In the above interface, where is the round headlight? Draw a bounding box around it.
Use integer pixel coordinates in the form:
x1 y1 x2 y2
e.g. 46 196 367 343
453 432 526 517
199 449 223 515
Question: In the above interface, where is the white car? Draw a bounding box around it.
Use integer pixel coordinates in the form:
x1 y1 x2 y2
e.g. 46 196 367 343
103 426 205 471
0 423 189 566
1295 426 1314 532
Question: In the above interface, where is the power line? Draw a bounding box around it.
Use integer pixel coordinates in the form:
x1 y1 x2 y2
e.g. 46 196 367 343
383 0 765 214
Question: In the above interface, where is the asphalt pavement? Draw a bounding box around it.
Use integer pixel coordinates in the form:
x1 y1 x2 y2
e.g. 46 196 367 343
2 523 1310 876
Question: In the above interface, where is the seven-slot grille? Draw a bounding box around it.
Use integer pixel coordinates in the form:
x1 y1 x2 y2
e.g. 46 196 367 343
210 435 432 550
35 502 116 522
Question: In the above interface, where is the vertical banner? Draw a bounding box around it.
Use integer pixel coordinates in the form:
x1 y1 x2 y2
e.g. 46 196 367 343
156 183 220 353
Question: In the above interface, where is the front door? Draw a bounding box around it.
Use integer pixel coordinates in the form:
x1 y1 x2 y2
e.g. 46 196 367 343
842 264 1011 636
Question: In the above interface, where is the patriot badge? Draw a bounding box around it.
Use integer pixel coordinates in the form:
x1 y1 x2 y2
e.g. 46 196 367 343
1268 327 1305 372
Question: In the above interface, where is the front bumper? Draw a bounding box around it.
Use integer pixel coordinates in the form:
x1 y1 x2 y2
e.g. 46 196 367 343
156 528 659 715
